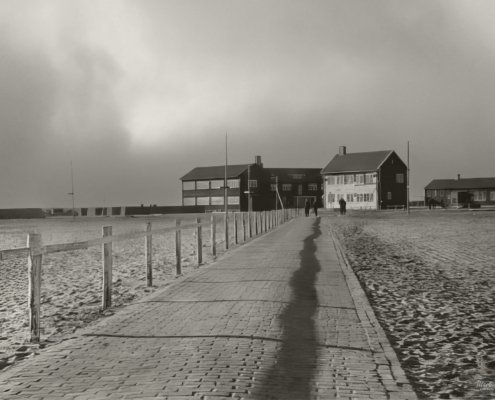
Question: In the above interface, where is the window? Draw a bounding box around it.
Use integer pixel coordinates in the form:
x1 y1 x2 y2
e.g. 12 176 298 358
282 184 292 191
346 193 353 202
211 197 224 205
344 175 354 184
439 190 444 197
336 175 345 184
196 181 209 190
327 176 336 185
396 173 404 184
228 179 240 189
183 181 195 190
387 192 392 200
270 184 277 192
369 193 374 202
197 197 209 205
248 180 257 188
228 196 240 205
183 197 195 206
308 183 318 191
356 174 364 184
365 173 374 184
364 193 369 202
491 191 495 201
328 193 335 203
473 191 487 201
210 180 223 189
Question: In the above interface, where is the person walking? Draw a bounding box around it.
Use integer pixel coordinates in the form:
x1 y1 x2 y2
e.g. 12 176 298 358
339 197 347 215
304 199 310 217
313 200 318 217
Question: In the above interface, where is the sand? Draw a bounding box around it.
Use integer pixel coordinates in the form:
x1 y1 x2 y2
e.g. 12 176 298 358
326 210 495 399
0 214 235 370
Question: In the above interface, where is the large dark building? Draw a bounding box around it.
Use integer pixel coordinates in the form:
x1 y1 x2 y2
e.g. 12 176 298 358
321 146 408 210
180 156 323 212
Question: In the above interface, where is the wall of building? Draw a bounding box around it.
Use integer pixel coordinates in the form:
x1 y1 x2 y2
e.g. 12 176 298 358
378 153 407 209
323 173 378 210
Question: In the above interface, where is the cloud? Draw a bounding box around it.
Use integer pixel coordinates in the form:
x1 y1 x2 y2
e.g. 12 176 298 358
1 0 495 206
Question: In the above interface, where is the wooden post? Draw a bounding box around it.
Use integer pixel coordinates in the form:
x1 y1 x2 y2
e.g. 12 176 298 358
242 212 246 242
224 213 229 251
27 233 42 343
145 222 152 287
196 217 202 266
255 212 259 235
102 226 112 309
264 210 267 232
234 213 238 244
248 211 252 238
175 219 182 275
211 214 216 256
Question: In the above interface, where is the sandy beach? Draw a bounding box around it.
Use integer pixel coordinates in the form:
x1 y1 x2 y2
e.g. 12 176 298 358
0 214 235 370
327 210 495 399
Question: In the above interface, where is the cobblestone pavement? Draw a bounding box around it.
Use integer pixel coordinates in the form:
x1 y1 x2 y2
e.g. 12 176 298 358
0 216 417 399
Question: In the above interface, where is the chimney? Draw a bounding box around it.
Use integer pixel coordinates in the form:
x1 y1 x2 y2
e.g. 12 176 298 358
339 146 347 156
255 155 263 167
457 174 461 181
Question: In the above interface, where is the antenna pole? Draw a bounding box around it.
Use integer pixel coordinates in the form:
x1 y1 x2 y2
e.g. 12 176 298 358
69 161 75 220
224 132 229 249
407 141 410 215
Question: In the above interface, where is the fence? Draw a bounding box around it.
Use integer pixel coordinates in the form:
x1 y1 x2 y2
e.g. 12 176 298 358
0 208 298 343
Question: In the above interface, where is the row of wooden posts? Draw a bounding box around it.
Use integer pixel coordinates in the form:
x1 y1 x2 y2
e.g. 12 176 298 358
5 208 299 343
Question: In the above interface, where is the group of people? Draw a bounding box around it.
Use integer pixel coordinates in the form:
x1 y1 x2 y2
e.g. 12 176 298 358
304 197 347 216
304 199 319 217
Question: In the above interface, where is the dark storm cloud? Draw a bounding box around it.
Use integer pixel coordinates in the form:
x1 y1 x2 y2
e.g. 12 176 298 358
1 0 495 206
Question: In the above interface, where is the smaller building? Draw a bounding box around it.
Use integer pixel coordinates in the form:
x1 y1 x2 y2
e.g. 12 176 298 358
424 175 495 208
321 146 407 210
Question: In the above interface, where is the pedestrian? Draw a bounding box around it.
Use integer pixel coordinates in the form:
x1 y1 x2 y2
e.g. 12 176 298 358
339 197 347 215
313 201 318 217
304 199 310 217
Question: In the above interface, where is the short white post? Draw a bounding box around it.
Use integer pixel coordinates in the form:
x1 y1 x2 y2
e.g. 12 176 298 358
175 219 182 275
145 222 152 287
102 226 112 309
211 214 216 256
196 217 202 266
242 212 246 242
234 213 239 244
28 233 42 343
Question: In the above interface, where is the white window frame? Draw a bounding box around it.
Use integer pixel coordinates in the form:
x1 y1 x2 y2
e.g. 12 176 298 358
183 197 195 206
396 173 404 184
308 183 318 191
196 181 209 190
491 191 495 201
248 180 258 188
210 197 224 205
282 184 292 191
196 197 209 205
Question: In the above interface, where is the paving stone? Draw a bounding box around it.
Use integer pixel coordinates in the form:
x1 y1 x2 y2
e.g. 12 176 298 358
0 217 417 399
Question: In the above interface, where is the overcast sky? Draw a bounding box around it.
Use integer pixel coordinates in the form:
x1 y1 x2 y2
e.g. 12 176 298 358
1 0 495 207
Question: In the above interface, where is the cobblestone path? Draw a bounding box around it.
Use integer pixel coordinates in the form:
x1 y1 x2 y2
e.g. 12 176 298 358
0 216 416 399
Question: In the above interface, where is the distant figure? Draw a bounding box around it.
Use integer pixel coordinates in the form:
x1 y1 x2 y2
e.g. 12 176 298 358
339 197 347 215
313 201 318 217
304 199 310 217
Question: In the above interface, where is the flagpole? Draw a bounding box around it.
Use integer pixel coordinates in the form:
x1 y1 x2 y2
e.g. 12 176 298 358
224 132 229 249
68 161 75 220
407 141 410 215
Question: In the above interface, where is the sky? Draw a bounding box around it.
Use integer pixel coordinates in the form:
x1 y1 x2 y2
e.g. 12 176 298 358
1 0 495 207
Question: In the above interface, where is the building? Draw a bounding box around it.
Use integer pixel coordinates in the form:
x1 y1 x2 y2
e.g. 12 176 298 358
321 146 407 210
180 156 323 212
424 175 495 208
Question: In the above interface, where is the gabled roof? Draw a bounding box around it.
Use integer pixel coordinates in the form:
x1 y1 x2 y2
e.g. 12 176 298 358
425 178 495 190
181 164 249 181
321 150 393 174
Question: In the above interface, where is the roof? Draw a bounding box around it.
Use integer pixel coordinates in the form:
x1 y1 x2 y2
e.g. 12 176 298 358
425 177 495 190
321 150 393 174
180 164 249 181
265 168 322 181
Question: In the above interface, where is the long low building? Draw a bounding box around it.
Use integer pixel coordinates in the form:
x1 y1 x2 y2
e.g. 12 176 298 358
425 175 495 207
180 156 323 212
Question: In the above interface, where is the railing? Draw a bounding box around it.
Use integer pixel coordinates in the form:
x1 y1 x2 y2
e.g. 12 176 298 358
0 208 298 343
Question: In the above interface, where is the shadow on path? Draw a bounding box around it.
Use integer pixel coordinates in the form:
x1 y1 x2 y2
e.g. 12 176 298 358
256 218 321 399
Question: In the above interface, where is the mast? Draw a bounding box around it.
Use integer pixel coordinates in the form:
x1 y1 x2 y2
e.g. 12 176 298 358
68 161 75 220
407 141 410 215
224 132 229 249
